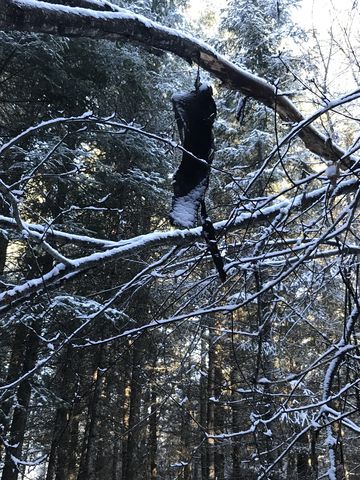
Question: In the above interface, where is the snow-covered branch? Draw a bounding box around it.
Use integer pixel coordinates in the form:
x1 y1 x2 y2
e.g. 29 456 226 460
1 173 358 310
0 0 353 164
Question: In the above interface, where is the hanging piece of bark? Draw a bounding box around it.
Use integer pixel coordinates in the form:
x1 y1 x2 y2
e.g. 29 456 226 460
170 84 216 228
170 84 226 282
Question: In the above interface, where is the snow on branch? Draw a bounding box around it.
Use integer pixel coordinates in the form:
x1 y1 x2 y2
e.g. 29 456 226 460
36 0 123 11
1 175 359 311
0 0 353 164
0 111 93 156
1 107 360 311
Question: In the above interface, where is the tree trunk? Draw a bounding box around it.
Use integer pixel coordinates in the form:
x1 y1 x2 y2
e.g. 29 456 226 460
111 438 121 480
0 324 28 458
206 318 224 480
231 369 241 480
207 336 215 480
45 345 80 480
122 341 144 480
0 236 7 275
67 411 80 480
296 433 314 479
77 345 105 480
1 324 40 480
149 388 158 480
180 389 192 480
199 336 208 480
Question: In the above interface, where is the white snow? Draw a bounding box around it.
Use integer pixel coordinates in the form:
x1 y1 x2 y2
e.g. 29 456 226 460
325 163 338 179
170 182 207 228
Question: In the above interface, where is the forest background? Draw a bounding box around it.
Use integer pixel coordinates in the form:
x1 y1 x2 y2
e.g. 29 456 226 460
0 0 360 479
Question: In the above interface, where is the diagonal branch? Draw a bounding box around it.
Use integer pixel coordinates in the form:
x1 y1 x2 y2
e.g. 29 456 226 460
0 0 353 163
1 176 359 311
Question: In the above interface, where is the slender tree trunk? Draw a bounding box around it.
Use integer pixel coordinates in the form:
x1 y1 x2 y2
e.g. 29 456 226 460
0 216 23 465
180 387 192 480
214 379 224 480
121 374 130 480
207 337 215 480
206 318 224 480
67 411 80 480
253 269 276 475
0 236 7 274
1 324 40 480
77 345 105 480
231 369 241 480
199 336 208 480
111 437 121 480
309 429 318 478
76 419 89 480
1 251 52 479
296 433 314 479
149 388 157 480
45 345 80 480
0 198 9 275
110 369 126 480
0 325 28 456
122 340 144 480
45 434 57 480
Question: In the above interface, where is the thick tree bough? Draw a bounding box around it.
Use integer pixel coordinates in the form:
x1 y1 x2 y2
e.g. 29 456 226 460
0 0 352 163
1 176 359 310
